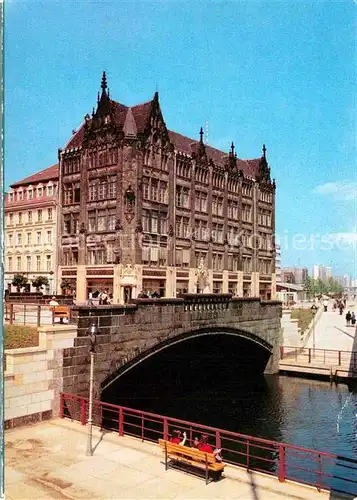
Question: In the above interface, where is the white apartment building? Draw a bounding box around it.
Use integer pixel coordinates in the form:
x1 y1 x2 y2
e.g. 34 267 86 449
5 164 59 294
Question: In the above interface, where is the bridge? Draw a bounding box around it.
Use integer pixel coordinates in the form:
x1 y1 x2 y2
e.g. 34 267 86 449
62 294 282 401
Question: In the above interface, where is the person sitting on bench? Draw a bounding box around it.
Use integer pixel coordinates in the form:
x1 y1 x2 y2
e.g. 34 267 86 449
170 430 187 445
49 296 59 306
198 434 223 462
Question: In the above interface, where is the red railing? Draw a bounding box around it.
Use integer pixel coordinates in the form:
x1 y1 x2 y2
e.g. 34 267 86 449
280 346 357 370
60 392 357 495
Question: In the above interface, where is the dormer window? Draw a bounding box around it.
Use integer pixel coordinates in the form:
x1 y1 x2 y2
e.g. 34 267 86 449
9 193 13 202
47 185 53 196
18 191 24 201
37 187 43 198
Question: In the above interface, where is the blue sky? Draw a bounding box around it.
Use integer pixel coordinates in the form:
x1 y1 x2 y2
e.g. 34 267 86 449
5 0 357 278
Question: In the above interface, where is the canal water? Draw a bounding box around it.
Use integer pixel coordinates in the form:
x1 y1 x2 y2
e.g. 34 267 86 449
102 334 357 494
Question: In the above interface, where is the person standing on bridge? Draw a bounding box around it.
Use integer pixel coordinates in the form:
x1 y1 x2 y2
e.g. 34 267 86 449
351 311 356 327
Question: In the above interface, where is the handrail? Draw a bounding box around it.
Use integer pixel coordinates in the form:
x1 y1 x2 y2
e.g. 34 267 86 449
60 392 357 495
280 346 357 370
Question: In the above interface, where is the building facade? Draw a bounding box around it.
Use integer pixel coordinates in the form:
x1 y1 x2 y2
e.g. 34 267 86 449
4 165 59 294
281 266 308 285
312 264 332 283
58 73 276 303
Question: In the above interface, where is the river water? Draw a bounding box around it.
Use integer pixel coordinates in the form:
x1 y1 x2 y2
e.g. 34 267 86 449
102 334 357 494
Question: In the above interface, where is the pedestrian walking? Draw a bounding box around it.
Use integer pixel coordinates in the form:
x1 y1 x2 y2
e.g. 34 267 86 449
345 311 352 326
351 312 356 327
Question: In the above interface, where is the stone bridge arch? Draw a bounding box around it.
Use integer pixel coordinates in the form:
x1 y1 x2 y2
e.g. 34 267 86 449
100 326 273 393
63 295 282 400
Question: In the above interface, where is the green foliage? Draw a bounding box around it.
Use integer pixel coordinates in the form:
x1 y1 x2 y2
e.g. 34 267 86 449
304 276 344 297
11 274 28 292
32 276 49 291
60 279 73 291
291 308 315 334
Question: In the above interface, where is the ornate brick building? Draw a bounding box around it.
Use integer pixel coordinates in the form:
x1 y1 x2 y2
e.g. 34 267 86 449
5 165 59 294
58 73 276 303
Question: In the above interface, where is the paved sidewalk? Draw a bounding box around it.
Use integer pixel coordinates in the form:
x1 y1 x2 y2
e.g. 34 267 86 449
305 300 357 351
5 419 351 499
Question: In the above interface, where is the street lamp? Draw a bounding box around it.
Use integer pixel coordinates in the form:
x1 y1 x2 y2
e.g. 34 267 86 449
310 304 318 353
86 323 99 456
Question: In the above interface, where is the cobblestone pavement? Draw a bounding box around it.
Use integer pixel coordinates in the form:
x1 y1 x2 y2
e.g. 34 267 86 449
5 419 350 499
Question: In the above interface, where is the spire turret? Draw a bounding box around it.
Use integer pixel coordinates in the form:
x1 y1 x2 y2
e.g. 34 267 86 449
199 127 204 143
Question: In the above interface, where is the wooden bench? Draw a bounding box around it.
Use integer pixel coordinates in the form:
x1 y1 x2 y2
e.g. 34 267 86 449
158 439 225 484
51 306 69 324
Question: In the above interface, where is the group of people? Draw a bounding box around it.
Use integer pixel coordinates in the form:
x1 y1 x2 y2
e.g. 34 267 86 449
332 298 347 315
345 310 356 327
87 290 111 306
137 290 160 299
170 430 223 462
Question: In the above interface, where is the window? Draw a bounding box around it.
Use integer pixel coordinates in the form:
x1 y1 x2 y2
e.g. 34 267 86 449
212 253 223 271
28 211 32 223
98 181 106 200
47 230 52 244
9 193 13 202
37 209 42 222
63 215 71 234
18 190 24 201
36 255 41 271
151 180 158 201
195 191 207 212
48 208 53 221
8 256 12 271
142 210 150 232
9 213 13 225
88 181 96 201
151 213 158 233
17 233 22 245
27 232 31 245
8 234 13 246
74 183 80 203
195 251 207 268
37 231 41 244
108 212 116 231
47 185 53 196
97 210 106 231
37 187 43 198
143 179 149 199
107 242 115 263
160 214 168 235
88 211 96 232
108 176 116 198
159 182 168 203
27 256 31 271
18 212 22 224
46 255 51 271
28 189 33 200
176 186 190 208
63 186 72 205
16 256 21 271
72 213 79 234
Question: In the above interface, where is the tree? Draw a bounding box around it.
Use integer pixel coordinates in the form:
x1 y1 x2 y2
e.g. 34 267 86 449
12 274 28 293
303 277 315 298
32 276 49 292
60 279 73 295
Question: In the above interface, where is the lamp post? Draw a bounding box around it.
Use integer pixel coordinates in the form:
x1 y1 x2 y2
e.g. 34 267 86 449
86 323 99 456
310 304 318 353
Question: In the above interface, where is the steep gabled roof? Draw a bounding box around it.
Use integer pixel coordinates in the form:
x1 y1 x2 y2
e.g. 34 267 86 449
10 164 59 188
168 130 261 178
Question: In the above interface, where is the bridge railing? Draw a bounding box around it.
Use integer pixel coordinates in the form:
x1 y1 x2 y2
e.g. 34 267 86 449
4 302 77 327
60 392 357 495
280 346 357 370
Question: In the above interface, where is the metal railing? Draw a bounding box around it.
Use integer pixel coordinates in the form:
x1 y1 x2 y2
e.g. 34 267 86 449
280 346 357 370
60 392 357 495
4 303 77 326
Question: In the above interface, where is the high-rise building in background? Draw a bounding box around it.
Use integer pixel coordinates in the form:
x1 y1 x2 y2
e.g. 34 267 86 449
4 165 59 294
312 264 333 283
57 73 277 303
281 267 308 285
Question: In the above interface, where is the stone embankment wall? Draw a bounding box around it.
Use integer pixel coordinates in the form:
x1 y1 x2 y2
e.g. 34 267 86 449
4 325 77 429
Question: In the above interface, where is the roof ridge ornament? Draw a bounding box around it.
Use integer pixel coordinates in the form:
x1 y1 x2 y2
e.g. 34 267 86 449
101 71 107 92
262 144 267 159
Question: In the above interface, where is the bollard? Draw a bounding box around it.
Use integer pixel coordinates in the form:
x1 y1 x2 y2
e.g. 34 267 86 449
37 305 41 327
